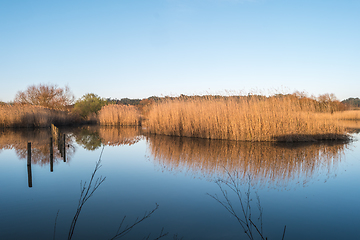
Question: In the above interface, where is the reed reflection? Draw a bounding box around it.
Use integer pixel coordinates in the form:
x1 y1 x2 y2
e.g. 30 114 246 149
98 126 142 146
146 135 349 187
73 126 142 149
0 126 142 164
0 128 74 166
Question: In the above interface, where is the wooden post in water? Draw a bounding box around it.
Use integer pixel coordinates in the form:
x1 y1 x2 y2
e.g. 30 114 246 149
63 134 66 162
27 142 32 188
50 137 53 172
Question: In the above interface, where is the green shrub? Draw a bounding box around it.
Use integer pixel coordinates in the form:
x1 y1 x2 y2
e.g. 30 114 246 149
73 93 107 119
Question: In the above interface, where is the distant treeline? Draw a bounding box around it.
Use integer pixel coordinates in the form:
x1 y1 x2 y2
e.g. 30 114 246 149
342 98 360 109
106 96 161 106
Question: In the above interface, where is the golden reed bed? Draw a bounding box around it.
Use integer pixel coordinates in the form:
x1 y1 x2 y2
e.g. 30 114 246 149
147 135 348 187
328 110 360 120
98 104 140 126
143 96 348 141
0 104 79 128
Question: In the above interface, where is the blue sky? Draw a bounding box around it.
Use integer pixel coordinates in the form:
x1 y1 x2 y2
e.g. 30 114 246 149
1 0 359 102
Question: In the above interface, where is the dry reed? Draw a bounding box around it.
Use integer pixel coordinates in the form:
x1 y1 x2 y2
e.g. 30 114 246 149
0 104 79 128
147 135 348 187
98 105 140 126
326 110 360 121
144 95 348 141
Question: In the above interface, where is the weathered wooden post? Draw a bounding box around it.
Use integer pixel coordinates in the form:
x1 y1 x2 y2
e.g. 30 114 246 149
27 142 32 188
50 137 53 172
63 134 66 163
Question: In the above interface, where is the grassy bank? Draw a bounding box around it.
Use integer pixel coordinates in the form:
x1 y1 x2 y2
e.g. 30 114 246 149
0 104 80 128
143 95 348 142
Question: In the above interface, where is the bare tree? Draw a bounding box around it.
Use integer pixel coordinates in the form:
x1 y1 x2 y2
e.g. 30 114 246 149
14 83 74 110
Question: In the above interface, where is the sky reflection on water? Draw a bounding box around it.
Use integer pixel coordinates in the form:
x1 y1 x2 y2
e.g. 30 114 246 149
0 126 359 240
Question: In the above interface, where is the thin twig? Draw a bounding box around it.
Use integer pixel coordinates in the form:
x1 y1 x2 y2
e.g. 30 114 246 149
249 218 265 240
282 225 287 240
68 146 106 240
109 203 161 240
53 210 59 240
208 169 265 240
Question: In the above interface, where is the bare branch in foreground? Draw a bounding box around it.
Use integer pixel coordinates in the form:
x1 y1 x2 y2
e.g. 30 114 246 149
208 168 285 240
54 145 173 240
68 146 106 240
53 210 59 240
109 203 169 240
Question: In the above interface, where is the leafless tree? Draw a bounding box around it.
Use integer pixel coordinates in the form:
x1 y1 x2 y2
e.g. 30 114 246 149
14 83 74 110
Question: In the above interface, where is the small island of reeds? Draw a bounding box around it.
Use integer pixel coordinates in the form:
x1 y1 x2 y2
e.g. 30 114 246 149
142 94 350 142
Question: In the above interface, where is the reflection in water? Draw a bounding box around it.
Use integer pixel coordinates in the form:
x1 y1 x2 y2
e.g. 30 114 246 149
146 135 349 187
0 126 142 164
0 128 75 166
208 169 287 240
27 142 32 188
61 147 172 240
0 126 350 189
75 127 103 150
73 126 142 150
98 126 142 146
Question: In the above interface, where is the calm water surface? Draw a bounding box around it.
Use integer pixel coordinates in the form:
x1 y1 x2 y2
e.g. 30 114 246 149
0 126 359 240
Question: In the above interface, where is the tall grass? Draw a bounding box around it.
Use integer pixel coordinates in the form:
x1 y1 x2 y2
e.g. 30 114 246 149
98 104 140 126
143 95 348 141
0 104 80 128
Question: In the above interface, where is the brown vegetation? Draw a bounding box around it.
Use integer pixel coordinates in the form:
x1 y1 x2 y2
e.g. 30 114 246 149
98 104 141 126
0 104 80 128
14 84 74 110
2 89 354 142
143 94 348 142
327 110 360 121
147 135 348 186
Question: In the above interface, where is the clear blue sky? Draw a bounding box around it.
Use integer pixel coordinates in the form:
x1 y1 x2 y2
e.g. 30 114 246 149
1 0 359 102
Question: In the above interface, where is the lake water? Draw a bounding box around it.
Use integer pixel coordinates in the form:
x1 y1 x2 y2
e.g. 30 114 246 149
0 126 359 240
